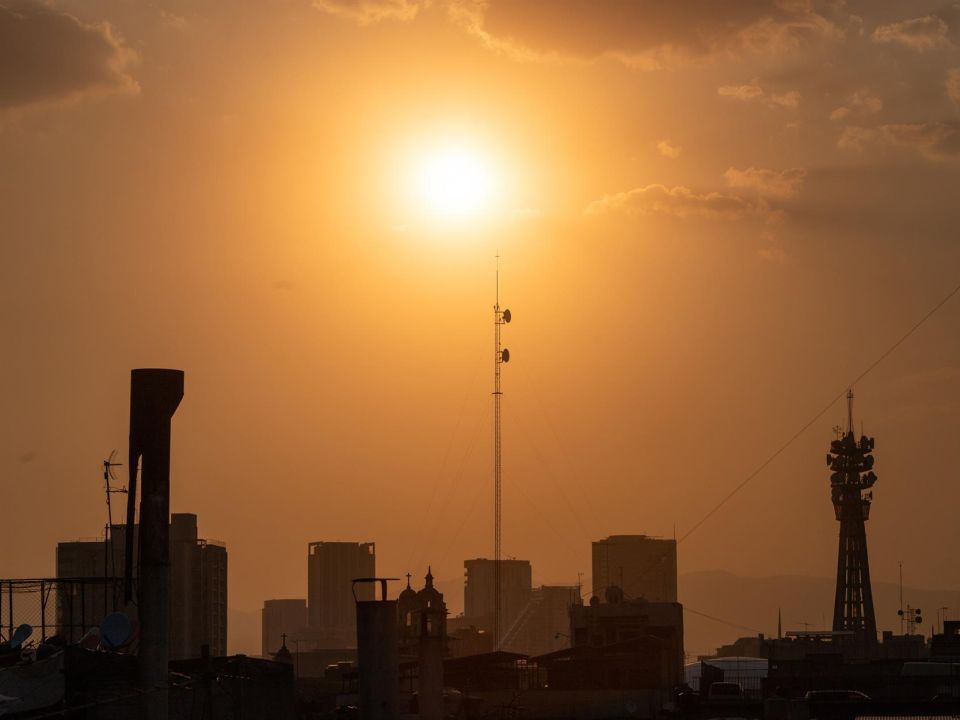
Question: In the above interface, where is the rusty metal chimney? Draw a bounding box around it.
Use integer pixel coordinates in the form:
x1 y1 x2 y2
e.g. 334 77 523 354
123 369 184 720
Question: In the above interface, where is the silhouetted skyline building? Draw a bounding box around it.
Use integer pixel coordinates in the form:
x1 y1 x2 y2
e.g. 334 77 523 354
566 593 685 689
169 513 228 658
592 534 677 603
463 557 531 638
262 598 308 657
501 584 579 657
307 541 375 648
56 512 227 659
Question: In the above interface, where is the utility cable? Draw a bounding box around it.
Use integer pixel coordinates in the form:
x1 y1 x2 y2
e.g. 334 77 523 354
590 274 960 600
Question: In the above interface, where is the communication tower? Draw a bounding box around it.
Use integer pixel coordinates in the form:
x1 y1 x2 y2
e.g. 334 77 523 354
493 258 511 648
826 389 878 642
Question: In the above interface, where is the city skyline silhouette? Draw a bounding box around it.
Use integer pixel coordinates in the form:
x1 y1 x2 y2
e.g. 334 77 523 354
3 0 960 663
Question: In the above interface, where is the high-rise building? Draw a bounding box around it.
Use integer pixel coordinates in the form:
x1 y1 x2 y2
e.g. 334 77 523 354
262 599 308 657
591 535 677 603
501 585 579 657
306 541 375 648
56 513 227 658
463 558 532 635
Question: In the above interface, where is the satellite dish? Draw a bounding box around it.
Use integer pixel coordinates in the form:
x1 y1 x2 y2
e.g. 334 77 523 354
100 612 132 649
9 624 31 650
501 348 510 363
79 626 100 650
503 309 511 323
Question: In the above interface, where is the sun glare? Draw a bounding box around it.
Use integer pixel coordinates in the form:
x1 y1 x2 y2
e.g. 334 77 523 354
414 144 495 220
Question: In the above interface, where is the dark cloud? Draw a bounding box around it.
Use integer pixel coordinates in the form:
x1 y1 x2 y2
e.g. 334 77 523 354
839 122 960 160
948 68 960 106
313 0 422 24
587 165 807 222
585 183 770 221
724 166 807 198
718 80 801 109
0 0 136 109
872 15 951 51
454 0 845 67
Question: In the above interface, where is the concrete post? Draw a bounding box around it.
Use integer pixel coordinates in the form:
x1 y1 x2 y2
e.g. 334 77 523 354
417 609 444 720
355 579 399 720
126 369 184 720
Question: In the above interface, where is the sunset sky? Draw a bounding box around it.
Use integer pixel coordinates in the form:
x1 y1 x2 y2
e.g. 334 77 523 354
3 0 960 654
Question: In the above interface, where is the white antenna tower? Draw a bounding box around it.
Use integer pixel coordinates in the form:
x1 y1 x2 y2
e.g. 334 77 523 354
493 255 511 649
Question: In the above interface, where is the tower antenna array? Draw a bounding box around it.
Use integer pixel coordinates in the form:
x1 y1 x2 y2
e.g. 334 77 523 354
826 389 878 643
493 256 511 649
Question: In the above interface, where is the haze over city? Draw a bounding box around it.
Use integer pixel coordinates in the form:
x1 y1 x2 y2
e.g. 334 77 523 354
3 0 960 661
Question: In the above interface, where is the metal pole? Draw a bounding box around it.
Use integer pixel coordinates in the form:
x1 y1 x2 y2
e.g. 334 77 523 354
493 277 501 650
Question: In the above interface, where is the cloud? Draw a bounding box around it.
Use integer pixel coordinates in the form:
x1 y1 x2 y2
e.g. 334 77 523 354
585 184 768 221
657 139 682 159
0 0 137 109
839 122 960 160
829 88 882 121
948 68 960 107
769 90 800 109
723 166 806 199
758 244 788 263
313 0 422 24
719 81 765 101
718 81 800 109
453 0 844 68
872 15 951 51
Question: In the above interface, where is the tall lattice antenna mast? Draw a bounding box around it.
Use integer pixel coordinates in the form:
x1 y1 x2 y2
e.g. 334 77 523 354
493 255 511 649
827 387 878 644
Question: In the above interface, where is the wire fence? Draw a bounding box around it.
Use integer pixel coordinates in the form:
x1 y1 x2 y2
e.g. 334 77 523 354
0 578 129 646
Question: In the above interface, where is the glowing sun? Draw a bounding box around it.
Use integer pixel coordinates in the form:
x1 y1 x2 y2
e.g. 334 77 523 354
414 144 495 220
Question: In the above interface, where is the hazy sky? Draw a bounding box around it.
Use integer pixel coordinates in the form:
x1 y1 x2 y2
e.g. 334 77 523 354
3 0 960 649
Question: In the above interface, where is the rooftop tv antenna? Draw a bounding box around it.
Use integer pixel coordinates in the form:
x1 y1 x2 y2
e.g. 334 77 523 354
103 450 125 578
493 254 511 649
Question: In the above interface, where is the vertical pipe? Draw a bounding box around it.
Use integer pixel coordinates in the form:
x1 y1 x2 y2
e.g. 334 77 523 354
40 580 46 643
417 611 443 720
356 580 398 720
128 369 184 720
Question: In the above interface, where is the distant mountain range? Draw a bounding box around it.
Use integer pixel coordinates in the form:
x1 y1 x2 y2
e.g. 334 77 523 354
680 571 960 659
228 572 960 659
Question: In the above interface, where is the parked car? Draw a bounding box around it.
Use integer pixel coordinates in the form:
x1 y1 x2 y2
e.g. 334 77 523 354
804 690 871 702
707 681 744 700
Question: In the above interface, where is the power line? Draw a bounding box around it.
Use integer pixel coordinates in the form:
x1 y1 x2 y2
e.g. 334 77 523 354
683 606 763 635
596 274 960 599
679 274 960 545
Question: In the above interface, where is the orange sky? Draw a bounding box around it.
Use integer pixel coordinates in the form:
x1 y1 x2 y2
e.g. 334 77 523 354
2 0 960 655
